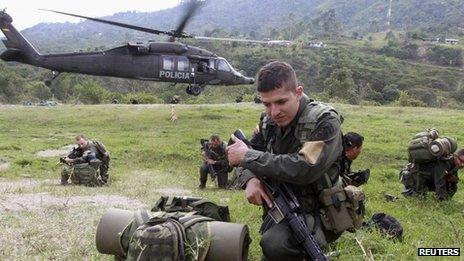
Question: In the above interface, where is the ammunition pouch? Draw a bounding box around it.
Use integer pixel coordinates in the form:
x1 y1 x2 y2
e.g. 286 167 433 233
319 183 365 233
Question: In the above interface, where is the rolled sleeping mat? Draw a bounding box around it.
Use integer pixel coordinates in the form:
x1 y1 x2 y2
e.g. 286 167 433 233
206 221 250 261
447 137 458 154
429 138 452 157
95 208 134 257
413 129 439 140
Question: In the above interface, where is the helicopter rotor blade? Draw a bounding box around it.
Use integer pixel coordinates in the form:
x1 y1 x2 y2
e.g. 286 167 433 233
194 36 282 45
169 0 205 41
39 9 174 37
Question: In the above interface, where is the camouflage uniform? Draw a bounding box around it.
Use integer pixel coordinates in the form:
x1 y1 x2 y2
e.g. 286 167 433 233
237 95 344 260
340 153 353 180
404 158 459 200
199 141 229 188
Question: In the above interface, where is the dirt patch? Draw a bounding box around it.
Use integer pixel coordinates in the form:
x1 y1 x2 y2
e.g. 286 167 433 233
155 187 192 195
0 162 10 172
36 144 75 158
0 179 56 193
0 192 146 213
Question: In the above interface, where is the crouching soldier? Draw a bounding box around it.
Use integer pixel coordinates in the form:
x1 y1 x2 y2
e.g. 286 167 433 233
61 134 110 186
401 129 464 200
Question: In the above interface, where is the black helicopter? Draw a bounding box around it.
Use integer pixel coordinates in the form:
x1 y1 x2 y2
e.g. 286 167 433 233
0 1 254 96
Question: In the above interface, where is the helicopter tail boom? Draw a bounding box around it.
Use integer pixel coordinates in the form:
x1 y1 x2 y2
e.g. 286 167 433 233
0 11 42 65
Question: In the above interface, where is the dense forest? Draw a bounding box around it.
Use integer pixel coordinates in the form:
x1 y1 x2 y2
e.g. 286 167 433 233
0 0 463 106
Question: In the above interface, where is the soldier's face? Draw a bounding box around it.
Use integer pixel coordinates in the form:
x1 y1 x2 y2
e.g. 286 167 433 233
76 138 88 149
455 155 464 168
260 85 303 127
346 146 362 160
210 138 221 148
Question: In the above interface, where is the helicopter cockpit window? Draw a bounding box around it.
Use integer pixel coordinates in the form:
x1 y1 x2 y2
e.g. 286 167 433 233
217 59 231 72
177 57 189 72
209 59 215 69
163 57 175 70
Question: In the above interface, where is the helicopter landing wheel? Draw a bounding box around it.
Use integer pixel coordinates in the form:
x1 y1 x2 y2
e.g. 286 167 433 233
186 85 203 96
186 86 193 95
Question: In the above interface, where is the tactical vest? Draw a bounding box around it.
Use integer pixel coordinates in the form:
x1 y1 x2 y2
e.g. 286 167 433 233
261 101 342 190
261 102 364 233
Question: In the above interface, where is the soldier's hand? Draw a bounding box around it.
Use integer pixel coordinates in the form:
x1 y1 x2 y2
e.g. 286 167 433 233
245 178 273 208
252 125 260 135
226 134 249 166
206 159 215 165
64 157 73 164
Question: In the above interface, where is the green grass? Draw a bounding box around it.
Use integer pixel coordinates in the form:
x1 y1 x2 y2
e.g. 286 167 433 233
0 103 463 260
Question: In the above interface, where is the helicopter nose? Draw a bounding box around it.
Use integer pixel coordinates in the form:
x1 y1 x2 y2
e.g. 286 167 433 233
244 77 254 85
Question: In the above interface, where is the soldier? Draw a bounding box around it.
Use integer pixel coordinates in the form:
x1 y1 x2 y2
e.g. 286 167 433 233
227 61 349 260
199 134 229 189
61 134 110 186
340 132 370 187
402 148 464 200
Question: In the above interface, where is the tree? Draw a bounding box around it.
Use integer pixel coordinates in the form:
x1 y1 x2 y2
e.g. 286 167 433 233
324 67 358 104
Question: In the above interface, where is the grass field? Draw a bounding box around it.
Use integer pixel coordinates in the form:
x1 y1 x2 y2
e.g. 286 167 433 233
0 103 463 260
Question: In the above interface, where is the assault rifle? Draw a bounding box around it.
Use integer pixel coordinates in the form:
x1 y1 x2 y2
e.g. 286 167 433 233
59 146 81 165
230 129 327 261
344 169 370 187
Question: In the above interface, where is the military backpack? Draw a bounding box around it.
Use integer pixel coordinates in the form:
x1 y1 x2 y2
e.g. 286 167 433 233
63 162 103 187
96 197 250 261
92 140 110 165
407 129 457 163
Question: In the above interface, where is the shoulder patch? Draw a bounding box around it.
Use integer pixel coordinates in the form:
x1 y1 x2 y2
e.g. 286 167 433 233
298 141 324 164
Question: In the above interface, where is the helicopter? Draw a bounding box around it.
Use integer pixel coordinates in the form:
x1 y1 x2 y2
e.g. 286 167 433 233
0 1 255 96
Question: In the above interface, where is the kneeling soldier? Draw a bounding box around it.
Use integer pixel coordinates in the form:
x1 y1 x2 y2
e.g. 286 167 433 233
61 134 110 186
401 129 464 200
199 134 230 189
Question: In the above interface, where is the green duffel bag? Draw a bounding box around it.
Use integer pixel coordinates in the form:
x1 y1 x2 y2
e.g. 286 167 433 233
70 161 103 186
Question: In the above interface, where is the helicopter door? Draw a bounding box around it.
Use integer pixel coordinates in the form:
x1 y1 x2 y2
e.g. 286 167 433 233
216 59 233 83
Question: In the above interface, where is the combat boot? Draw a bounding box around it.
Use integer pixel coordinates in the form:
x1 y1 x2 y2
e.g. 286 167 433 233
61 175 69 186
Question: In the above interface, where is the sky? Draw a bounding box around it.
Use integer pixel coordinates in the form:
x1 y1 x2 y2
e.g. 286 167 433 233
1 0 182 30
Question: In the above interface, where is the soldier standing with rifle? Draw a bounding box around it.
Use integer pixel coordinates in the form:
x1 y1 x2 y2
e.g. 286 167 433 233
199 134 229 189
227 61 358 260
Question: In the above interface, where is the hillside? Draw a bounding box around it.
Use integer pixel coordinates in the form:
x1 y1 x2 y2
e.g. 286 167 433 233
15 0 464 53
